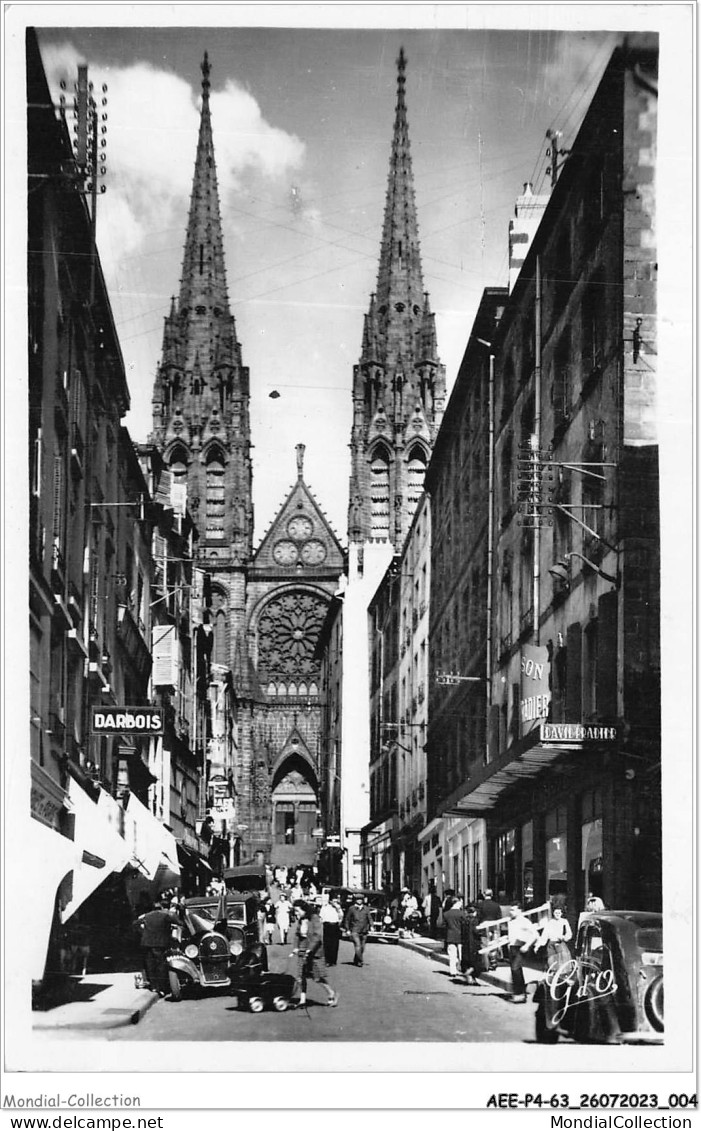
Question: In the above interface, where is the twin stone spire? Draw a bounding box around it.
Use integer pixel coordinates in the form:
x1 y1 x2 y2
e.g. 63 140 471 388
151 47 445 555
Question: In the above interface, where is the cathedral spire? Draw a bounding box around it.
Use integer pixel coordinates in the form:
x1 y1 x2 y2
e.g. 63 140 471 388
374 46 425 353
178 52 232 367
348 48 446 548
150 52 253 564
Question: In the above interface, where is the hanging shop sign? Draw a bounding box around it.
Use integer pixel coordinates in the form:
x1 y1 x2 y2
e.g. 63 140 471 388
520 645 551 738
91 706 164 735
540 722 618 743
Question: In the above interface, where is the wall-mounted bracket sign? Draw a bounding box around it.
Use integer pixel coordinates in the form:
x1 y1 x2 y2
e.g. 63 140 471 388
540 722 618 743
91 706 164 735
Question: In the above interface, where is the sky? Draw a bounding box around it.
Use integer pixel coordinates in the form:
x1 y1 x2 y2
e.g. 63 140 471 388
29 11 628 542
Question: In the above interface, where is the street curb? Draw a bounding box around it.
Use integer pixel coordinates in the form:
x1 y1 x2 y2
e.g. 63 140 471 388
33 989 160 1033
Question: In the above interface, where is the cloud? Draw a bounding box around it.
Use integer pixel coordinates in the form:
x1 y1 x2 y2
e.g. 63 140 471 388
39 42 307 287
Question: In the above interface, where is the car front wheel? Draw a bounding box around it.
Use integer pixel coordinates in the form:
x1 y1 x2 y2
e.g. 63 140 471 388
168 970 182 1002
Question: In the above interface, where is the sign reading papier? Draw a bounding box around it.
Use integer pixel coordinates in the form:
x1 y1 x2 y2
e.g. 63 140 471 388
91 706 163 734
520 644 551 738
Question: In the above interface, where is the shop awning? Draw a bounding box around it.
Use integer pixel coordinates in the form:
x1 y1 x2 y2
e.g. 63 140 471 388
27 816 81 982
177 843 213 875
61 777 131 922
441 726 612 817
122 792 180 887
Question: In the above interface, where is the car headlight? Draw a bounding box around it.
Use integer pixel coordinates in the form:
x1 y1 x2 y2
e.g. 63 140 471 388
184 944 198 959
641 952 663 966
229 939 243 956
383 915 392 925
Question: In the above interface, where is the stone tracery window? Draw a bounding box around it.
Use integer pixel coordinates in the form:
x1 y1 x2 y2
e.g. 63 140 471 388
257 590 328 688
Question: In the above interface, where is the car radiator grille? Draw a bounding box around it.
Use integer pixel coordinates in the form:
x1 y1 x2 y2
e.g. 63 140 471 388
200 958 229 984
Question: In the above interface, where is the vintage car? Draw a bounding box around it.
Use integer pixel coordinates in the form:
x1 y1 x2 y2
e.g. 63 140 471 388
534 910 663 1044
183 892 262 957
325 888 399 944
223 865 268 895
166 900 268 1001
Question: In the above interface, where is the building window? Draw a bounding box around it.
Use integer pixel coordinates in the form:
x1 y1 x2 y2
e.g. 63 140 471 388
500 437 513 523
582 271 606 378
582 619 598 719
552 328 573 429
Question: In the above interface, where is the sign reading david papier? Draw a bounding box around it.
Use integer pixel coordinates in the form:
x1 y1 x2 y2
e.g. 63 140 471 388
540 722 618 742
91 706 163 735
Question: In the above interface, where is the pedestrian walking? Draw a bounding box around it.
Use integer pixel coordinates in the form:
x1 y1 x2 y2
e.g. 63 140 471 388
534 906 573 970
319 893 342 966
460 904 484 985
476 888 503 970
506 903 539 1003
135 898 179 997
426 882 441 935
345 893 372 967
289 901 338 1008
263 897 276 945
276 893 291 944
443 896 468 977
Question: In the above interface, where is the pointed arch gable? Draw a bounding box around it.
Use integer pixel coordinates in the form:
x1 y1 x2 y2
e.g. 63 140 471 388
271 748 319 794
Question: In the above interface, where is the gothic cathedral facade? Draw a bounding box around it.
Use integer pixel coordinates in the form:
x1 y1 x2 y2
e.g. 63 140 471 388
150 49 443 868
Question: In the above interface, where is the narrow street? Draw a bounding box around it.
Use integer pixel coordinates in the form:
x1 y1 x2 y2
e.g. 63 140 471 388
106 941 535 1043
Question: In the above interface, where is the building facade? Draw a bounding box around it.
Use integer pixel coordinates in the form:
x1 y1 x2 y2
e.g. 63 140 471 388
444 37 660 920
27 31 186 985
422 288 508 902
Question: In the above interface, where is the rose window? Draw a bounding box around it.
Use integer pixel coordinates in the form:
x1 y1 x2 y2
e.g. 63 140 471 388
257 591 328 684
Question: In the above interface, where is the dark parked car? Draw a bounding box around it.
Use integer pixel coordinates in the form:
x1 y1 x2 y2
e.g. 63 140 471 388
325 888 398 943
223 865 268 895
534 910 663 1044
183 892 262 957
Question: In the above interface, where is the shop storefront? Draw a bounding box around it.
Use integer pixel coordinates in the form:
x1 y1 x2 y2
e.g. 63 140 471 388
444 722 647 927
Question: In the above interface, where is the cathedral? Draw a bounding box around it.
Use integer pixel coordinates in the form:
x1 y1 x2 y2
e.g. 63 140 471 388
149 48 443 868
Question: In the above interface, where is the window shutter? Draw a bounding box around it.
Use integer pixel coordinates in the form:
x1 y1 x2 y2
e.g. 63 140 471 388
596 591 618 718
566 622 582 721
152 624 178 687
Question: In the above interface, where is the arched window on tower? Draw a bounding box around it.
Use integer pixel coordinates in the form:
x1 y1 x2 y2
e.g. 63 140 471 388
406 445 427 513
205 448 226 542
213 608 228 666
370 446 390 539
169 446 188 482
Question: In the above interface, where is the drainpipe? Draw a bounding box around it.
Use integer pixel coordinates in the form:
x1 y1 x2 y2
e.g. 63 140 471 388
477 339 496 751
534 256 542 646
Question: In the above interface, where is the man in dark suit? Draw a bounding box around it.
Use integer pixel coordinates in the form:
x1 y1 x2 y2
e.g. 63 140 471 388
345 895 372 968
136 898 178 996
476 888 503 970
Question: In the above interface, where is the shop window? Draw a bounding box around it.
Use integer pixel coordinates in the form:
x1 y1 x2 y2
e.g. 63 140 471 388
494 828 516 903
581 788 603 900
545 805 568 910
521 820 534 906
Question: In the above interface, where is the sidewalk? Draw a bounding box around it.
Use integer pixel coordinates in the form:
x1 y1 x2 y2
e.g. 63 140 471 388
396 932 544 994
32 973 159 1032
